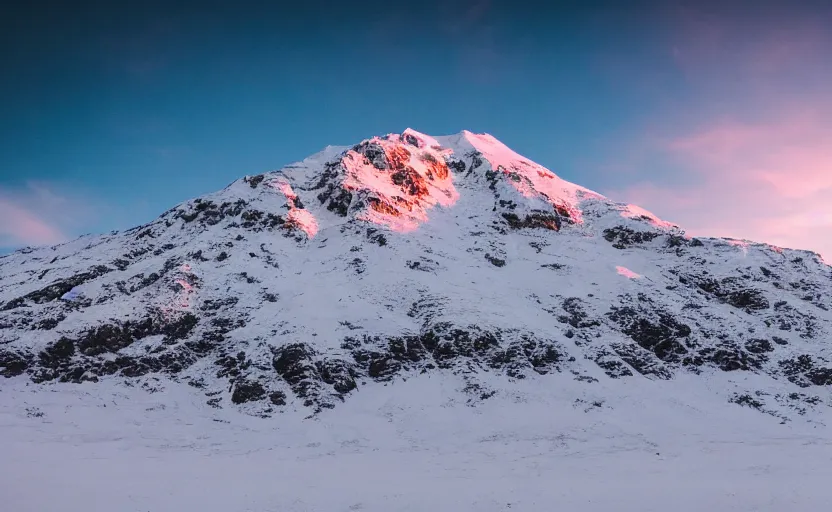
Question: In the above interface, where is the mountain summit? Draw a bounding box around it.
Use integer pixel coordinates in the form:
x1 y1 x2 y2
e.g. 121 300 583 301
1 128 830 423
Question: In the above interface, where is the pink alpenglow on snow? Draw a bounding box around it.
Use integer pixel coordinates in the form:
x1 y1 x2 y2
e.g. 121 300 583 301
286 209 319 238
340 129 459 232
462 130 604 223
269 179 319 238
616 266 642 279
273 181 298 202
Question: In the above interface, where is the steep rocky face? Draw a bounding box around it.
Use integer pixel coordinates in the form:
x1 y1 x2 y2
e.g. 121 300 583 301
1 128 830 423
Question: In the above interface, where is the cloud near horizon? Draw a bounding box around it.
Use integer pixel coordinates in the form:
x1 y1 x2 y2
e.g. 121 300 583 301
609 111 832 260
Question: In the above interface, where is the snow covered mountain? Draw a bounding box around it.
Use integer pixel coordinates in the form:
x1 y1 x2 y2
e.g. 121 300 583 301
2 127 831 426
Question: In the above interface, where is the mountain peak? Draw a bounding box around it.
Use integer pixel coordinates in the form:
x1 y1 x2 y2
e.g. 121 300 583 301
225 128 679 241
1 127 831 431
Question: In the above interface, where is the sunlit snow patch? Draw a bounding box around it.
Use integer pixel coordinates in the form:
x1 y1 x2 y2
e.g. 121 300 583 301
269 179 319 238
616 266 641 279
340 128 459 232
462 131 603 223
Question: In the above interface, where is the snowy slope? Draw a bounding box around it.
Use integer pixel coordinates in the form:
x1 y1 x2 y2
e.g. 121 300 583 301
1 128 832 510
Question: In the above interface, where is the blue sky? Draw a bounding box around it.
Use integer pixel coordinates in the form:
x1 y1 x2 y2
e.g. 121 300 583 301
2 0 831 259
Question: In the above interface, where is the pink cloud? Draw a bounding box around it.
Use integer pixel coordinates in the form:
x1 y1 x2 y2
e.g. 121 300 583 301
0 198 67 247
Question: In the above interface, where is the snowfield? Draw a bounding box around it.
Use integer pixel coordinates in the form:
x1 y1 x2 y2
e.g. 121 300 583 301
3 374 831 511
1 128 831 511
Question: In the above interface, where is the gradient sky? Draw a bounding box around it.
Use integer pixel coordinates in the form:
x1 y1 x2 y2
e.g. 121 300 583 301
2 0 830 259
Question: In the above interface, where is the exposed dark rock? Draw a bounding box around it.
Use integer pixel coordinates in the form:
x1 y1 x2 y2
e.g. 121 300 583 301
313 161 353 216
366 228 387 246
74 313 197 357
367 354 402 381
447 159 466 174
697 344 763 372
231 379 267 404
425 325 499 368
557 298 601 329
726 289 769 310
730 393 763 409
0 350 32 377
778 355 832 387
356 142 388 170
178 198 249 226
38 337 75 369
594 354 634 378
269 390 287 406
215 351 248 380
603 227 661 249
665 235 689 248
501 211 561 231
77 319 155 356
32 315 65 330
200 297 239 312
160 313 199 342
388 336 429 363
490 336 568 378
744 338 774 354
607 306 690 363
245 174 265 188
611 343 672 379
1 297 26 311
485 254 506 267
272 343 321 405
112 259 131 271
316 358 357 394
686 275 770 311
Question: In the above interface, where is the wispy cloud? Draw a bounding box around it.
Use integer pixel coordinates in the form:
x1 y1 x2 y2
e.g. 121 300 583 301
0 182 102 249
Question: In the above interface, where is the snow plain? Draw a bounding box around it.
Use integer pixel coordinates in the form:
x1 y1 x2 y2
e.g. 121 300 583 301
3 371 831 512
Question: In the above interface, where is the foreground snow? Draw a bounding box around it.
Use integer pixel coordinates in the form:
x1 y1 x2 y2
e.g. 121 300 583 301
3 373 830 512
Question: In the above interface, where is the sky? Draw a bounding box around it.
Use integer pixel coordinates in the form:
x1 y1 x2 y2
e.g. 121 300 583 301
1 0 830 259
